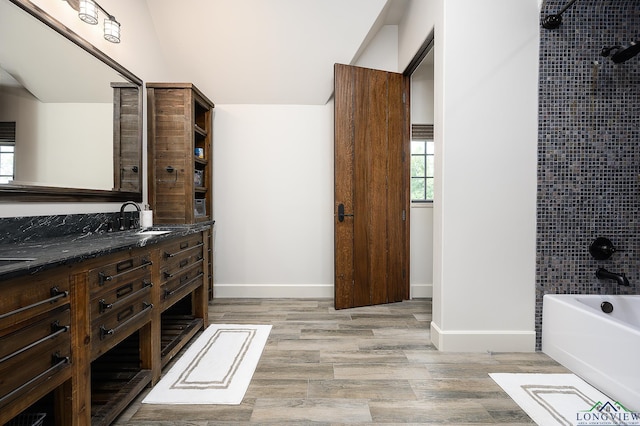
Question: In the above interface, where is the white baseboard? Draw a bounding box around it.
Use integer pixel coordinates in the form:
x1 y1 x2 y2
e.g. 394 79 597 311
430 321 536 352
213 284 333 299
410 283 432 298
214 283 432 299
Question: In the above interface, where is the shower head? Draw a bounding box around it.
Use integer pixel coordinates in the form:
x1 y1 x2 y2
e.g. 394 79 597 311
541 0 579 29
601 41 640 63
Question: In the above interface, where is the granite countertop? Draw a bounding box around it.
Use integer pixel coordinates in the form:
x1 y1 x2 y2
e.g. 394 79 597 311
0 221 214 281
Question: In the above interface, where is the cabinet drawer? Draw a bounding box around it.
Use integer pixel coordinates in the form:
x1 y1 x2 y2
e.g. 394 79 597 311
88 253 152 299
158 234 205 310
91 287 153 360
0 272 70 333
160 234 204 264
90 278 153 320
161 250 203 281
160 263 204 310
0 307 71 409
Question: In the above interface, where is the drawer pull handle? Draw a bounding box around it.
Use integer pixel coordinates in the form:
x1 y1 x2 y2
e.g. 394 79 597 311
99 302 153 340
98 299 113 313
116 283 134 298
100 326 115 339
164 242 204 259
116 259 134 272
98 260 152 286
96 283 152 315
162 258 204 281
0 288 68 321
0 352 69 405
0 321 70 364
163 272 204 299
52 352 70 366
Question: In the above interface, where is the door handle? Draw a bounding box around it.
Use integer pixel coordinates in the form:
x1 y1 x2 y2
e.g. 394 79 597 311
338 203 354 222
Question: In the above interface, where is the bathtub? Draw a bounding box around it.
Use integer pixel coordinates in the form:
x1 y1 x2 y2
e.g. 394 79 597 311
542 294 640 410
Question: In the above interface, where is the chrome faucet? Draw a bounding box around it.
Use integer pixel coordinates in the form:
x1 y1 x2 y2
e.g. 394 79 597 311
595 268 630 286
119 201 141 230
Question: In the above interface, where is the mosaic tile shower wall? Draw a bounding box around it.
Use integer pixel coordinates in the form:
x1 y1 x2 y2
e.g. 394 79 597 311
537 0 640 349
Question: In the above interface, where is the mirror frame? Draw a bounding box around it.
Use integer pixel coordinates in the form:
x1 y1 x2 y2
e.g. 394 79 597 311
1 0 143 202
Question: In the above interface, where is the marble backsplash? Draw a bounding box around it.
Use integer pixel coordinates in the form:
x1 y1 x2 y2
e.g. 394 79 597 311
0 212 140 244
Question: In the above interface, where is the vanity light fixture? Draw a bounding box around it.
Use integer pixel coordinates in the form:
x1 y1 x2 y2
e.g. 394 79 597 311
74 0 121 43
78 0 98 24
103 15 120 43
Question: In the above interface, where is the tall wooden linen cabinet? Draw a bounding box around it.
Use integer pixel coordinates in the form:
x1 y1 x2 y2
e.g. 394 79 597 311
146 83 214 224
147 83 215 299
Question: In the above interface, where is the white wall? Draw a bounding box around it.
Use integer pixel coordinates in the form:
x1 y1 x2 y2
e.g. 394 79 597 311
410 50 435 299
212 104 334 297
430 0 539 351
213 16 435 299
2 95 113 189
353 25 398 72
410 206 433 297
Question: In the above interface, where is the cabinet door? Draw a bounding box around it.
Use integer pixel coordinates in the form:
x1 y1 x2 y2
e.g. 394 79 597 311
113 83 143 193
148 87 193 224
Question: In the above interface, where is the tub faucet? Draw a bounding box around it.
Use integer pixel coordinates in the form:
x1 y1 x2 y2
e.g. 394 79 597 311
595 268 630 286
119 201 141 230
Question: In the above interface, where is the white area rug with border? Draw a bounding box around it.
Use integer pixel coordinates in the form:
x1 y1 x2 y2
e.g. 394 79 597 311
490 373 640 426
142 324 271 405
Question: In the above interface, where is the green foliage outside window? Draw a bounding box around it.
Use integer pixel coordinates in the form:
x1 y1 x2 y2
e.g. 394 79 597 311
410 140 434 201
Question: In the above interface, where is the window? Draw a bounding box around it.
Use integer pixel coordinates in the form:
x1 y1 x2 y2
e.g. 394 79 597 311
0 122 16 184
0 144 14 184
411 124 434 202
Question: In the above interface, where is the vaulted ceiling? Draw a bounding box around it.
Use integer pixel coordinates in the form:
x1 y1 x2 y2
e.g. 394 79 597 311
144 0 409 105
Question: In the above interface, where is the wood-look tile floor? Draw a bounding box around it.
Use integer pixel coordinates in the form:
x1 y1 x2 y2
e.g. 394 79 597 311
114 299 569 425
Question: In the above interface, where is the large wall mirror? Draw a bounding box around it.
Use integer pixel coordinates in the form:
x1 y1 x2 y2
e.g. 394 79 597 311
0 0 142 202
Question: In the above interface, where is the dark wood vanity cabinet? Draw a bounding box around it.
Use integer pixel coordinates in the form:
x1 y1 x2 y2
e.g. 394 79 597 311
0 267 73 425
87 253 153 361
157 233 209 367
0 229 211 426
159 233 205 311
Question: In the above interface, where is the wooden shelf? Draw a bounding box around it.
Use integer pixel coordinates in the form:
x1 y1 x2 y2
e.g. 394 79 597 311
160 315 204 368
91 333 152 426
91 370 151 426
194 124 207 137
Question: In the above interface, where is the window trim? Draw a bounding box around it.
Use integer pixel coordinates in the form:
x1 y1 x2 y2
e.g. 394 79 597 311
410 124 434 202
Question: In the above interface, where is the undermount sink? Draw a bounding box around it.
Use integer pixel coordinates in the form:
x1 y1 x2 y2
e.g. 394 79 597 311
0 257 37 266
135 229 172 236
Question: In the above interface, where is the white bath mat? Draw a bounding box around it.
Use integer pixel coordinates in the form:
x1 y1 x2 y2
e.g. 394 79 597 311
142 324 271 405
490 373 640 426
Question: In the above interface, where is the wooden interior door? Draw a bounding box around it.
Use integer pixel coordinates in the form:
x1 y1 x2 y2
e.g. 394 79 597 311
334 63 410 310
